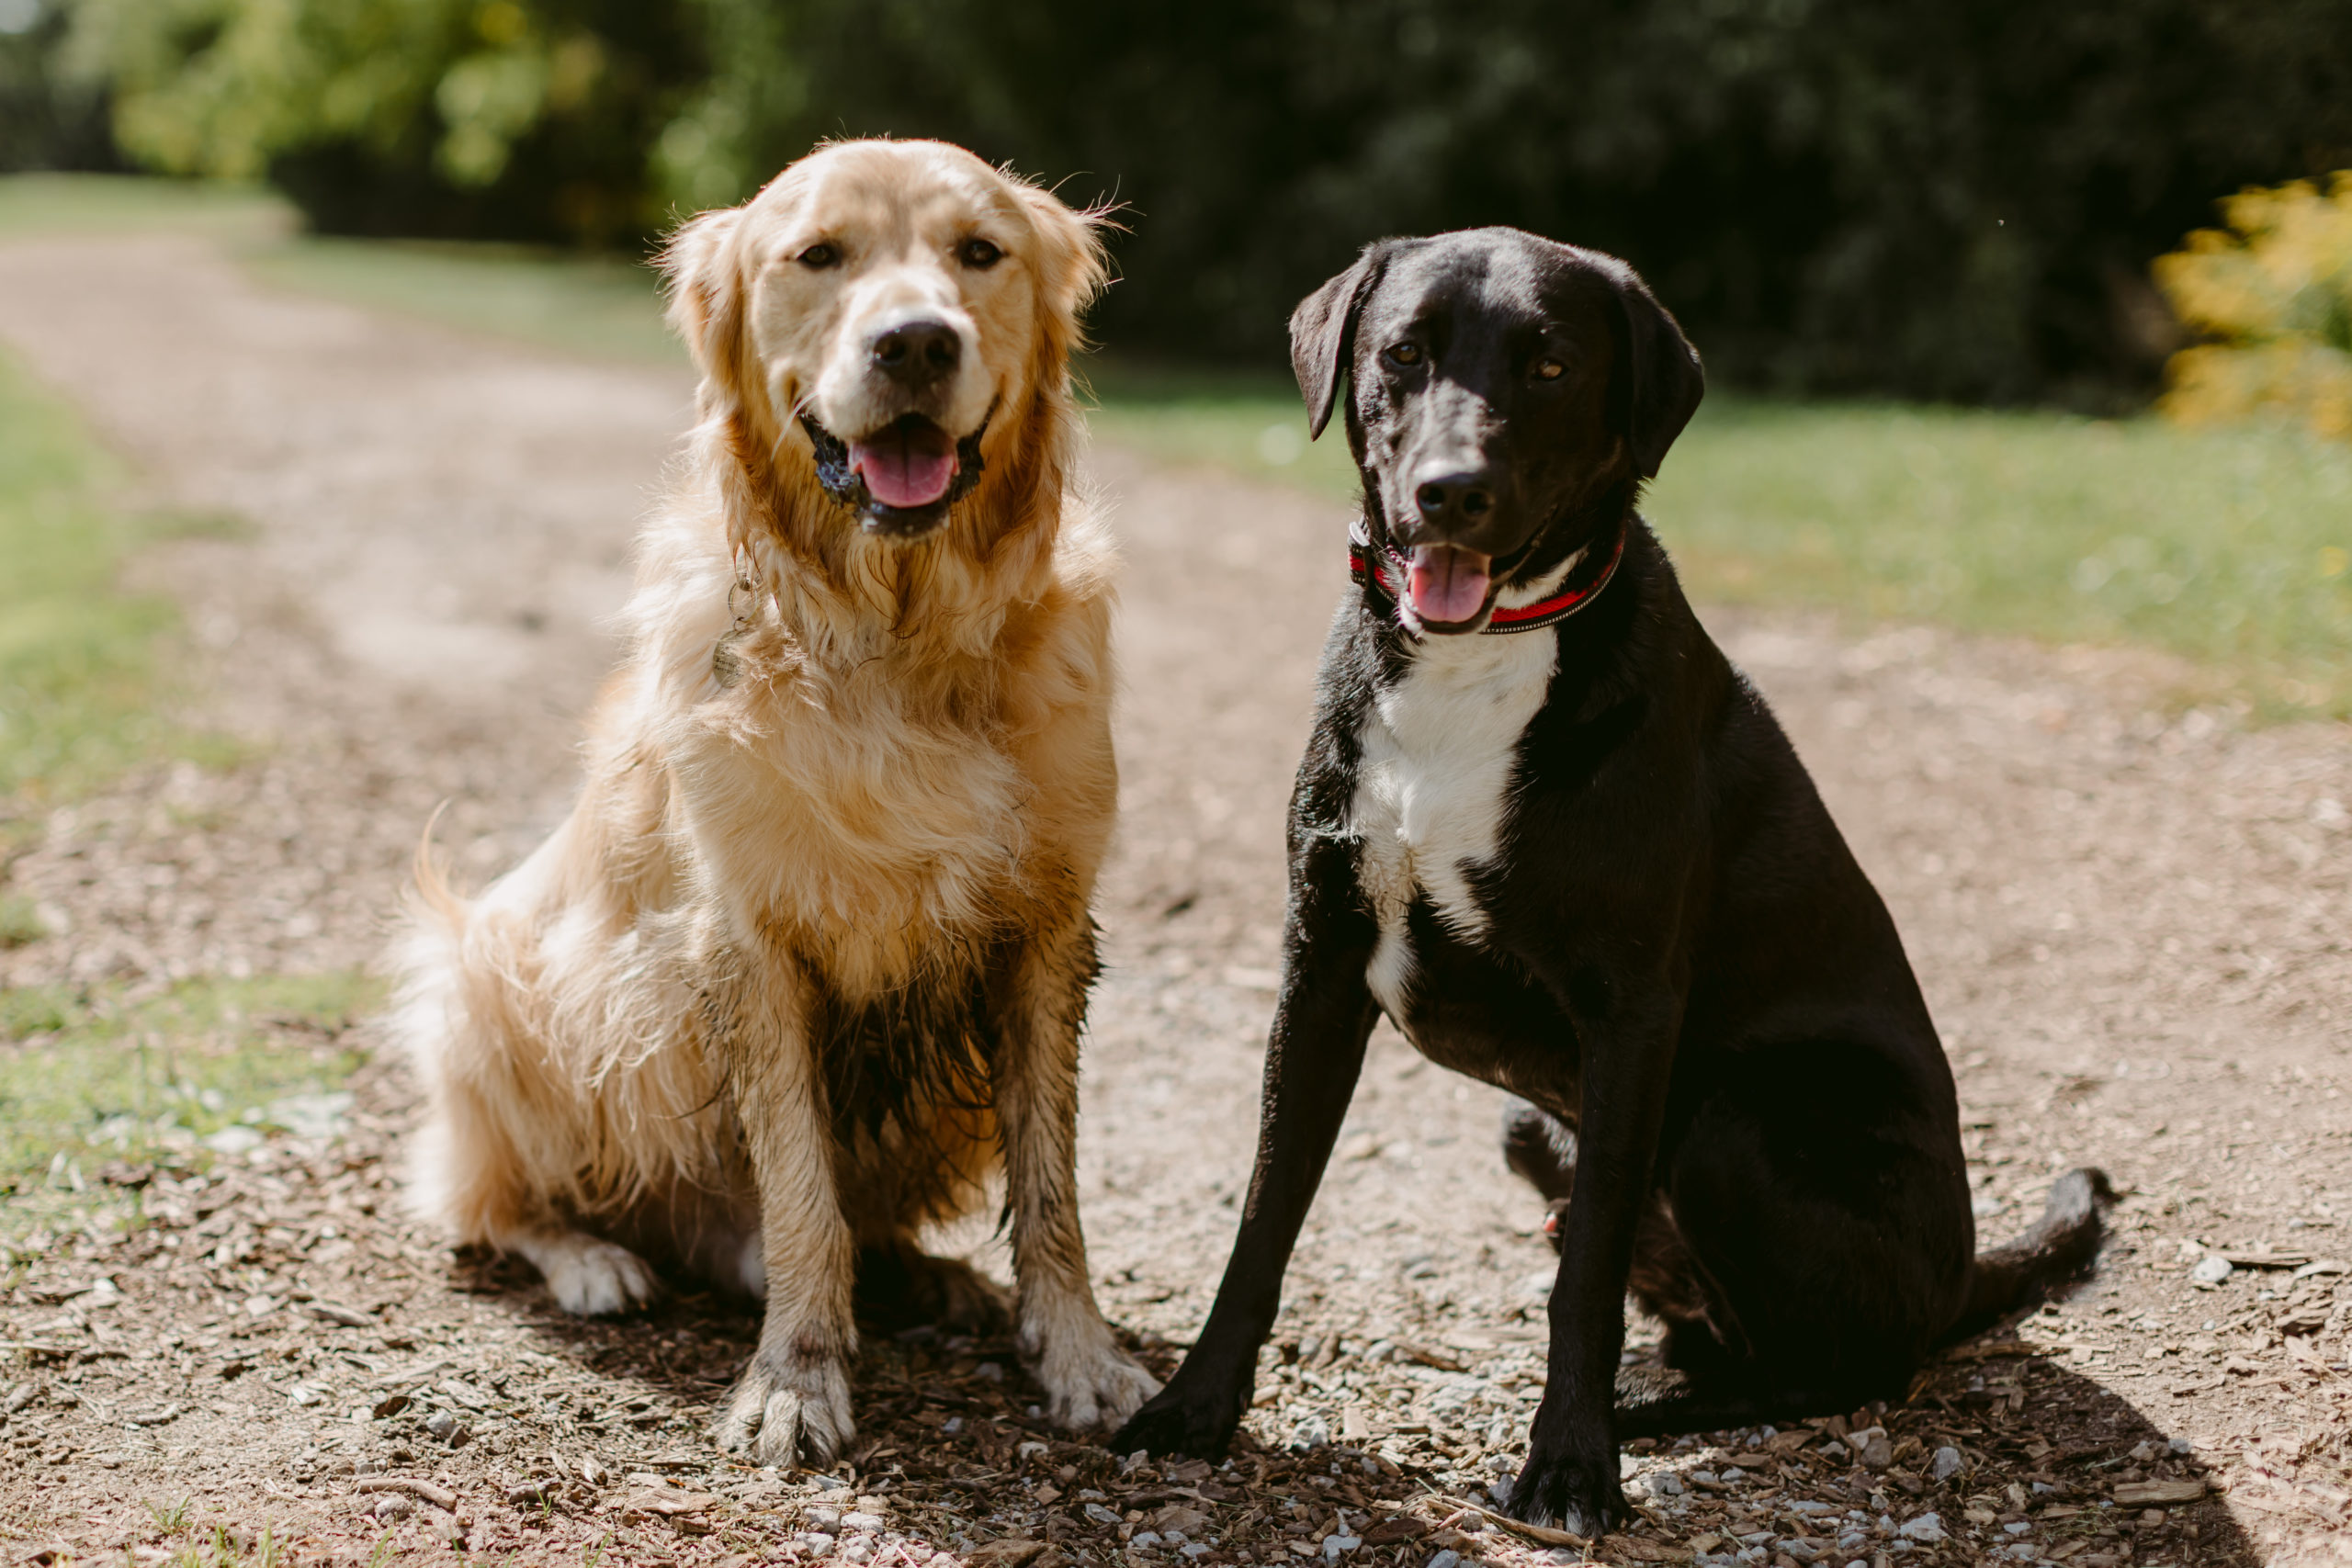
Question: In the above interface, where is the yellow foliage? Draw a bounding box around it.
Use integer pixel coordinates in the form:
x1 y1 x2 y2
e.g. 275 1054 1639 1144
2154 172 2352 441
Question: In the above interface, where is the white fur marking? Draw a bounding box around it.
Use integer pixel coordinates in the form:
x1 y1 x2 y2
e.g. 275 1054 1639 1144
1349 631 1557 1023
515 1231 658 1316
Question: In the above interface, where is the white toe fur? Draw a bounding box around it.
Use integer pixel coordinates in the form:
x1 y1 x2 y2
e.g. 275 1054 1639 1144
1023 1293 1161 1431
514 1231 657 1316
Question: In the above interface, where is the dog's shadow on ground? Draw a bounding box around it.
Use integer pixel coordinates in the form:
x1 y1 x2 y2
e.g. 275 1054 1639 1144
437 1256 2256 1568
1890 1341 2254 1568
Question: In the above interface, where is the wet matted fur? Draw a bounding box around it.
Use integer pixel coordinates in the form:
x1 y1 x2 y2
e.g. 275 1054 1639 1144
392 139 1159 1465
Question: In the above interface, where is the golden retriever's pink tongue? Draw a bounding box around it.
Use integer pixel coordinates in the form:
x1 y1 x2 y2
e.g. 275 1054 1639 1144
1408 544 1491 623
852 421 958 509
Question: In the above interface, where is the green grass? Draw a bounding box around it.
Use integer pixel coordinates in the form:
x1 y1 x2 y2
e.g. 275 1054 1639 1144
243 236 683 366
0 971 379 1235
0 347 213 815
0 172 287 242
1648 401 2352 717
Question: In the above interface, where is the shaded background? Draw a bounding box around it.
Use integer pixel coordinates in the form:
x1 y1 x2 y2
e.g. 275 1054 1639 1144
6 0 2352 405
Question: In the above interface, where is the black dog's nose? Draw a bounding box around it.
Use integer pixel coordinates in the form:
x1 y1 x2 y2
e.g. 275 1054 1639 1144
1413 469 1497 527
871 320 961 388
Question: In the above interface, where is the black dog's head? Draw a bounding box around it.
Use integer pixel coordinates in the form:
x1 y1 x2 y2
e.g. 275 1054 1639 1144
1292 228 1703 634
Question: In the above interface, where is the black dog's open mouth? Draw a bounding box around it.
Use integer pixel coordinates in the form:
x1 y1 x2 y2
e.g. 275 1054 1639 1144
1405 544 1495 629
800 412 988 537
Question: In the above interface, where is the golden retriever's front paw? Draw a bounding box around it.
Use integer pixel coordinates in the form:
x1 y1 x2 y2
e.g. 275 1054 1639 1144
1032 1322 1161 1433
714 1345 854 1466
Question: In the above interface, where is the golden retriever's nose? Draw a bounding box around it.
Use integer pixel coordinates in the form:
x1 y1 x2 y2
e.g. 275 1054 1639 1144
871 319 962 389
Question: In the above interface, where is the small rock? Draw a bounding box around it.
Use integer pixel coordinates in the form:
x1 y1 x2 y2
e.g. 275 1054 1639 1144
798 1533 837 1556
1642 1472 1685 1498
1180 1546 1211 1561
1426 1551 1460 1568
1930 1446 1962 1482
1896 1512 1945 1543
1323 1535 1363 1562
205 1126 266 1156
1083 1503 1122 1527
373 1495 414 1522
1849 1426 1894 1469
1131 1533 1163 1551
807 1508 842 1530
2190 1254 2233 1284
841 1512 887 1531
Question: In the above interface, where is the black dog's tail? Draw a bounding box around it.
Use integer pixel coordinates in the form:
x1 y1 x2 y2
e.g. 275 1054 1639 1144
1940 1166 2117 1345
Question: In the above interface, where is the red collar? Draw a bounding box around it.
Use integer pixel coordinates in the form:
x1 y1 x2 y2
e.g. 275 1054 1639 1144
1348 521 1628 636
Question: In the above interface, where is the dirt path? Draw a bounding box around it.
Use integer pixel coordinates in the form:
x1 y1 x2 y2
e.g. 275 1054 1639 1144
0 235 2347 1568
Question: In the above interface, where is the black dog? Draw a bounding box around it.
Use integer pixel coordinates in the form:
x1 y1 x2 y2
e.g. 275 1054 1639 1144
1113 228 2109 1534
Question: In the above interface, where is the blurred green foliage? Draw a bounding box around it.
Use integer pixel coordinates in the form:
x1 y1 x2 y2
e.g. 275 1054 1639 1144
62 0 701 244
28 0 2352 400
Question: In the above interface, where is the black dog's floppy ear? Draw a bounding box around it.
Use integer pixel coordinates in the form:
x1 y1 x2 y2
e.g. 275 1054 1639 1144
1606 263 1705 479
1290 243 1392 441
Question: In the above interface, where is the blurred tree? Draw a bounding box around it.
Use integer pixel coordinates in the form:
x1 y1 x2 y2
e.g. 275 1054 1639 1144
63 0 702 243
657 0 2352 403
1 0 120 170
53 0 2352 401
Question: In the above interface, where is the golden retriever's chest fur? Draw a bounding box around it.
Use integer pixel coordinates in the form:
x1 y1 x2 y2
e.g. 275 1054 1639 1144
684 624 1035 987
618 508 1116 1009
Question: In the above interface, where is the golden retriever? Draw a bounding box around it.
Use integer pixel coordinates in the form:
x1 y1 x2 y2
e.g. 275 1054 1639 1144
393 139 1158 1463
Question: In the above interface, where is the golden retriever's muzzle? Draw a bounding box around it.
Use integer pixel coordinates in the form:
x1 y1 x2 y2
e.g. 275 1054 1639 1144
802 316 993 539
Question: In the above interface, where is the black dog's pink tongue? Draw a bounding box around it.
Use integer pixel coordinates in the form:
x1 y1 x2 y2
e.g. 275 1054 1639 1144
850 418 958 509
1407 544 1492 624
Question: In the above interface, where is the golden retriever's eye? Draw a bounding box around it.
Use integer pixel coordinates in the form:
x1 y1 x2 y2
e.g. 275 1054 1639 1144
958 237 1003 270
1533 358 1566 381
797 243 840 270
1385 343 1423 367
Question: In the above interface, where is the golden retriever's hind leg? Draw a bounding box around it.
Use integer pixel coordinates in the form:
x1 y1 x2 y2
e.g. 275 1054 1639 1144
399 988 659 1319
855 1239 1012 1336
995 919 1160 1432
707 942 859 1467
507 1227 659 1317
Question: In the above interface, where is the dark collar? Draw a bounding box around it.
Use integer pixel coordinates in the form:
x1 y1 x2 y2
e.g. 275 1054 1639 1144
1348 517 1628 637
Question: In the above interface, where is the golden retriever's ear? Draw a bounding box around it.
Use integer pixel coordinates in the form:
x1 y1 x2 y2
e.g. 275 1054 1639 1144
1016 183 1114 355
661 206 749 405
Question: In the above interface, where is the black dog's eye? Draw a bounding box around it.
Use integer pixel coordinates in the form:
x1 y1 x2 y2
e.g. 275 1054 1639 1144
797 243 840 269
1385 343 1423 367
958 237 1003 270
1532 358 1566 381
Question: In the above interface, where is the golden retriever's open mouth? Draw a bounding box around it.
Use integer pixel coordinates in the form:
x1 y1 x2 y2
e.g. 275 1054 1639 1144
800 412 989 537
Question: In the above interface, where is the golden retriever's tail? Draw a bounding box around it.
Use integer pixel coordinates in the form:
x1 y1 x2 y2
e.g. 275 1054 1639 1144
409 800 468 930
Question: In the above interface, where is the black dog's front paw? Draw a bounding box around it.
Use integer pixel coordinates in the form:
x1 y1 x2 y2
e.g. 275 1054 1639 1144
1110 1373 1245 1459
1506 1441 1631 1539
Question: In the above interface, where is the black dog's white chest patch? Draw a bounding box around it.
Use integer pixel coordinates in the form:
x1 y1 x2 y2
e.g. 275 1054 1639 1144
1348 631 1557 1023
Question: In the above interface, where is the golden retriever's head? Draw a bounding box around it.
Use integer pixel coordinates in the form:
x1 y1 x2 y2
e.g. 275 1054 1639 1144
663 140 1109 541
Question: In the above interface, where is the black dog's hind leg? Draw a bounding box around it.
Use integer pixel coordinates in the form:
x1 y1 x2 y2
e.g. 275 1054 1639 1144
1501 1099 1579 1251
1114 836 1381 1459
